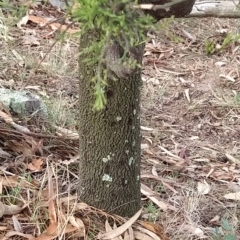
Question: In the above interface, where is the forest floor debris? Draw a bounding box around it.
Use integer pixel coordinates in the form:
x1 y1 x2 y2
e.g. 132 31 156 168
0 2 240 240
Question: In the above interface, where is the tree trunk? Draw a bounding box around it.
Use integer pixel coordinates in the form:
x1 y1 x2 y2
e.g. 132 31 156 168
78 30 143 217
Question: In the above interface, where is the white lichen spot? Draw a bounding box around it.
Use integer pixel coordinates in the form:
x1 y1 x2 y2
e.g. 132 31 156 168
125 150 129 154
129 157 134 165
137 175 140 181
102 174 112 182
116 116 122 121
133 109 136 115
102 154 111 162
125 180 128 184
132 126 135 130
132 140 136 147
102 157 108 162
125 140 129 143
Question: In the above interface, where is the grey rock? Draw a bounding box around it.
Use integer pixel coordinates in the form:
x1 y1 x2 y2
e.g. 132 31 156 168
48 0 74 10
0 88 48 119
48 0 66 10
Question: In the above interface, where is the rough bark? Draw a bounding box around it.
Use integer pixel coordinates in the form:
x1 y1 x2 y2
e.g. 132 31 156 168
78 31 143 217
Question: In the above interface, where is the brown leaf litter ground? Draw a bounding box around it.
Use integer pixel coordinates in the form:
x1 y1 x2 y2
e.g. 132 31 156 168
0 3 240 240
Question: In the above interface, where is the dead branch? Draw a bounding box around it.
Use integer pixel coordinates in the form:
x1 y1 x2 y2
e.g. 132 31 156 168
188 1 240 18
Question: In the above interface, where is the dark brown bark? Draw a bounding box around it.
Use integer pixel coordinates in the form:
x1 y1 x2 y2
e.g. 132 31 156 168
139 0 196 21
78 31 143 217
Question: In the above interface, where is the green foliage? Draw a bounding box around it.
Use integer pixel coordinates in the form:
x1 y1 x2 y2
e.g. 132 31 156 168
211 218 237 240
158 16 183 43
73 0 154 110
7 185 21 204
87 224 97 239
4 174 32 204
93 76 108 110
146 202 159 222
204 32 240 55
204 39 215 55
158 16 174 29
221 33 240 50
235 93 240 102
0 0 28 18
